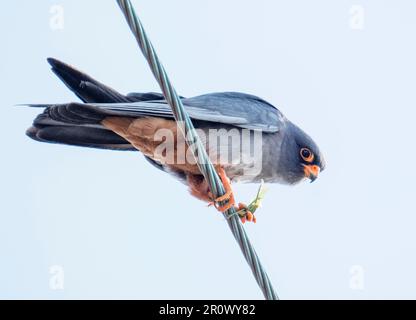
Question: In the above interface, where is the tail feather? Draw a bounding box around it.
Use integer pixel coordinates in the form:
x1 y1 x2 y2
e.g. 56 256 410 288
26 125 136 151
26 58 136 151
26 58 169 156
27 102 129 150
50 103 108 124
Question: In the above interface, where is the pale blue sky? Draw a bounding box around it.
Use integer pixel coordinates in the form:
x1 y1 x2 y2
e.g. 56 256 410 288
1 0 416 299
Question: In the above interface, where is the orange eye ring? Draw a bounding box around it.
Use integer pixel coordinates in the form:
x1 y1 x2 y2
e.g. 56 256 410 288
300 148 314 162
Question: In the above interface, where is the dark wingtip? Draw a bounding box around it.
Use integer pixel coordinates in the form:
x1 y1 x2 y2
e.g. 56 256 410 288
47 57 74 75
46 57 129 104
47 57 61 68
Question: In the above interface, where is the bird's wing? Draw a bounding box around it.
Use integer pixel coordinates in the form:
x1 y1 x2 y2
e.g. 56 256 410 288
45 59 283 132
48 58 185 103
47 58 131 104
39 92 284 133
183 92 284 132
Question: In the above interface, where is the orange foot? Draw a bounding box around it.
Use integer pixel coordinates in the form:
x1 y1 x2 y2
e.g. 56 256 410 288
210 166 236 212
210 167 256 223
236 203 256 224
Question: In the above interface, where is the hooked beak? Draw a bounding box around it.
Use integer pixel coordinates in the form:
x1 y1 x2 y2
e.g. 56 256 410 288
303 164 320 183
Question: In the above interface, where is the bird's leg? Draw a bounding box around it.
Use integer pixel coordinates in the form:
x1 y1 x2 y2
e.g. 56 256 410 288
211 166 236 213
211 167 256 223
187 169 256 223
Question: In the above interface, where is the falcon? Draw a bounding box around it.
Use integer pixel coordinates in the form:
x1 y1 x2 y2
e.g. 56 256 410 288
26 58 326 222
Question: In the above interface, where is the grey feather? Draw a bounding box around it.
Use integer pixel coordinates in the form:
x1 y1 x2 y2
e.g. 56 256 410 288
27 92 284 133
26 125 136 151
98 92 284 132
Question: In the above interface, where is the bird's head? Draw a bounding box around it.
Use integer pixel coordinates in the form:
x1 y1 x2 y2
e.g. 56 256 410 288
278 122 326 185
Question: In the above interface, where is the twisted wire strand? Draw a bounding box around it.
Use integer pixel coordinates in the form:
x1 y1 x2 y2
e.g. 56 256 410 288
116 0 278 300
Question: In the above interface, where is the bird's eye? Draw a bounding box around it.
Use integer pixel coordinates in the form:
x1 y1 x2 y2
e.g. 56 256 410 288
300 148 314 162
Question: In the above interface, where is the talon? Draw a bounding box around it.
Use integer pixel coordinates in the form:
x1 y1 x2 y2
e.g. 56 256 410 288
208 167 257 224
216 202 235 213
235 203 256 223
237 202 247 211
215 189 233 203
246 211 254 222
211 166 236 213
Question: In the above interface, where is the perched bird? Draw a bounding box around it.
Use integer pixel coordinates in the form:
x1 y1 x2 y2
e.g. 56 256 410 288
26 58 325 222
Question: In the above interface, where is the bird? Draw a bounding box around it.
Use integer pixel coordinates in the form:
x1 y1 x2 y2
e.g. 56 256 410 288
25 58 326 222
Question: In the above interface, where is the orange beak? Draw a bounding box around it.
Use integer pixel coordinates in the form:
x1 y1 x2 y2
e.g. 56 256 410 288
303 164 320 183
